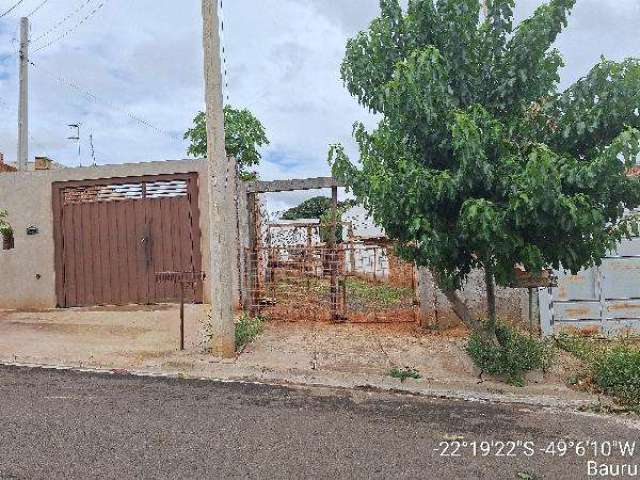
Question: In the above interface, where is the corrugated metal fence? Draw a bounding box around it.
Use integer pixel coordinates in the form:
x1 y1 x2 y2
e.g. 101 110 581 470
540 236 640 336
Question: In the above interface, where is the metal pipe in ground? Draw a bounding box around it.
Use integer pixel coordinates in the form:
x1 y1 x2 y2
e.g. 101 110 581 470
180 283 185 351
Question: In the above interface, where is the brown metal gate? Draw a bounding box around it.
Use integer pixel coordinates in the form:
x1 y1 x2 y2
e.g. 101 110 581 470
53 173 203 308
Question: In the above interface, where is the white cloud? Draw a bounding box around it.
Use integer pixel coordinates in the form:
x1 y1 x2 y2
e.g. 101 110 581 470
0 0 638 210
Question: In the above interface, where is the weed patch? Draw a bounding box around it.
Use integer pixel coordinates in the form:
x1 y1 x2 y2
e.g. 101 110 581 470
389 366 421 382
557 335 640 411
467 323 554 386
235 314 264 350
593 346 640 410
345 278 414 309
516 472 541 480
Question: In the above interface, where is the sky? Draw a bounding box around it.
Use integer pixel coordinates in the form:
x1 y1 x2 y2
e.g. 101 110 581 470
0 0 639 212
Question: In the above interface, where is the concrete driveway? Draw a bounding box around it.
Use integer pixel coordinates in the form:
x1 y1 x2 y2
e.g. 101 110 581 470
0 305 206 367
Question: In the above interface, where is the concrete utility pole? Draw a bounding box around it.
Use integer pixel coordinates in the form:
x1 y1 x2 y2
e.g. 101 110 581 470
17 17 29 171
482 0 488 17
202 0 236 358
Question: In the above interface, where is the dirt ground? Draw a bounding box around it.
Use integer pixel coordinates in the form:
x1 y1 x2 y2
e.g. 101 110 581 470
0 306 596 407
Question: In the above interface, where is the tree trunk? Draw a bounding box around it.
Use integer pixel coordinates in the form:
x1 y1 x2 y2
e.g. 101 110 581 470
484 268 499 346
439 285 482 332
485 268 497 328
434 274 500 346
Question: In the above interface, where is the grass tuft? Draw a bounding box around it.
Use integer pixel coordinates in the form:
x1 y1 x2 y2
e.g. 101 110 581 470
388 366 422 382
466 322 554 387
235 314 264 350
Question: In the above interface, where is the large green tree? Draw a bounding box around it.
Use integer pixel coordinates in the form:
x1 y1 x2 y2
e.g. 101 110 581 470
185 106 269 180
329 0 640 341
281 196 358 243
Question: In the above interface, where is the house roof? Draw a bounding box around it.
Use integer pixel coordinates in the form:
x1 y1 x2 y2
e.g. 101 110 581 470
628 166 640 177
0 154 17 173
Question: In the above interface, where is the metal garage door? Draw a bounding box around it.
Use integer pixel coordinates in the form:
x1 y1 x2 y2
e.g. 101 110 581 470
53 173 203 307
540 236 640 336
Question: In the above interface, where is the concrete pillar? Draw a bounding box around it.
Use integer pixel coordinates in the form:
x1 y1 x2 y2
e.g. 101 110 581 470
417 267 436 329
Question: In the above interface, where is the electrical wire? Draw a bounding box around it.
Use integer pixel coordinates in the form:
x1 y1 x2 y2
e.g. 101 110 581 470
31 0 108 53
10 23 19 54
26 0 50 18
0 0 26 19
30 0 95 43
30 60 184 144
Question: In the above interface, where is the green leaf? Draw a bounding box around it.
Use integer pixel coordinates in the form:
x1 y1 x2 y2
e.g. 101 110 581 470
331 0 640 293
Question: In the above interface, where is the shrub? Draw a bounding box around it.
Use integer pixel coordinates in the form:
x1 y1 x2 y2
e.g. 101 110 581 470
466 323 554 387
554 334 603 364
389 367 421 382
0 209 12 240
592 346 640 409
235 314 264 350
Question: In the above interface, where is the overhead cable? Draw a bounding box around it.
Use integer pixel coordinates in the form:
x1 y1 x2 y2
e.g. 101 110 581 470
30 60 184 144
0 0 26 19
32 0 108 53
26 0 50 17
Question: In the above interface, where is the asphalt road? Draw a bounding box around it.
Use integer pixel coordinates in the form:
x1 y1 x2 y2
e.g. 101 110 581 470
0 366 638 479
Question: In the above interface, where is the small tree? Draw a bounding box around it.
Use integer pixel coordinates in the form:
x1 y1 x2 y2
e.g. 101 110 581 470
185 106 269 180
329 0 640 343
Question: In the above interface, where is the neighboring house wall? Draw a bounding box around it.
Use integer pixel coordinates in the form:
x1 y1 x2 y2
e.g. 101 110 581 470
343 206 392 281
418 268 529 329
268 220 321 247
345 243 390 280
4 156 64 172
343 205 384 240
0 159 212 310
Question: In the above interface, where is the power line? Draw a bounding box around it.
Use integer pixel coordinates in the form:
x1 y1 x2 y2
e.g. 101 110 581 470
31 0 108 54
26 0 50 18
0 0 26 19
30 0 95 43
30 60 185 144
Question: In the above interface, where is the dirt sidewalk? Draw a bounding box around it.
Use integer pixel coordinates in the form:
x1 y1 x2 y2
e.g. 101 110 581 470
0 306 597 408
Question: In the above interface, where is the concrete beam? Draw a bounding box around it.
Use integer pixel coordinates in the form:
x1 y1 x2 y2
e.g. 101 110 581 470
246 177 345 194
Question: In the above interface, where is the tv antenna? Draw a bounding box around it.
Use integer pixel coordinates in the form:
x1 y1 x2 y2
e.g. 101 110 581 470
89 133 97 166
67 123 81 167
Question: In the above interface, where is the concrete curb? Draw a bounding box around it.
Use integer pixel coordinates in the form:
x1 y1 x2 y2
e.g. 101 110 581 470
0 359 600 411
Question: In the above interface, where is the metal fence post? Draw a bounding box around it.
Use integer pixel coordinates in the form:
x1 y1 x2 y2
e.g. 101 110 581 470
246 192 259 316
329 186 339 322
